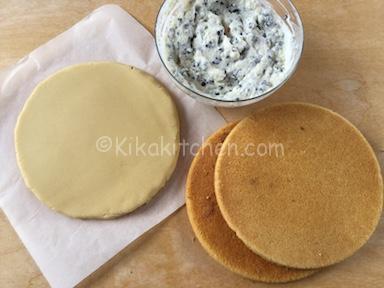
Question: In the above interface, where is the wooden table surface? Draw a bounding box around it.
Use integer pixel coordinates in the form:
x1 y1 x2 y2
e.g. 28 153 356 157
1 1 383 287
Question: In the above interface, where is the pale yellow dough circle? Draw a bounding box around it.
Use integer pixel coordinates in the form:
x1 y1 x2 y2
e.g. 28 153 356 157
15 62 180 219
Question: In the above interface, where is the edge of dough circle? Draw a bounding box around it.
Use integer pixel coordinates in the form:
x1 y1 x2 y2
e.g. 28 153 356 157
15 62 180 219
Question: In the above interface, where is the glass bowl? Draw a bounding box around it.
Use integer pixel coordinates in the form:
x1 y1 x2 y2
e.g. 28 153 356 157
155 0 304 107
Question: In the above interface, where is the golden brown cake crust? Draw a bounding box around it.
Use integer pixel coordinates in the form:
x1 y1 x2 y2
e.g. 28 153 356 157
186 122 317 283
215 103 383 269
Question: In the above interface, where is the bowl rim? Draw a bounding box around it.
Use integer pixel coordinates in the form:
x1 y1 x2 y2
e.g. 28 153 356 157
154 0 305 105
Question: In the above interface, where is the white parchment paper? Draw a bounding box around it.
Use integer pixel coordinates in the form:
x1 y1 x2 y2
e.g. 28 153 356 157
0 5 226 288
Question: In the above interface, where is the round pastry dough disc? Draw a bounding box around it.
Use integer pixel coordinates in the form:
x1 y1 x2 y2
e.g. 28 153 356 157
215 103 383 269
15 62 180 219
186 122 317 282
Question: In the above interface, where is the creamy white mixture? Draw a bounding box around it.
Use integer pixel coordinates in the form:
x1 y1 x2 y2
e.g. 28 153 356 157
161 0 295 101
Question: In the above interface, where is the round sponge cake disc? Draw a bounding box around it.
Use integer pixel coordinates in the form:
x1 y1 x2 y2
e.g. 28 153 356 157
15 62 179 219
215 103 383 269
186 122 317 282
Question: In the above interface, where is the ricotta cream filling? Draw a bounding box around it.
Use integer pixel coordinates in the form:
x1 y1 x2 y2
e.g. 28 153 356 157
161 0 295 101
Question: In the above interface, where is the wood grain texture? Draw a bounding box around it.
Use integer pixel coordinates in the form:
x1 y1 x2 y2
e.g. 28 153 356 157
1 0 383 287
